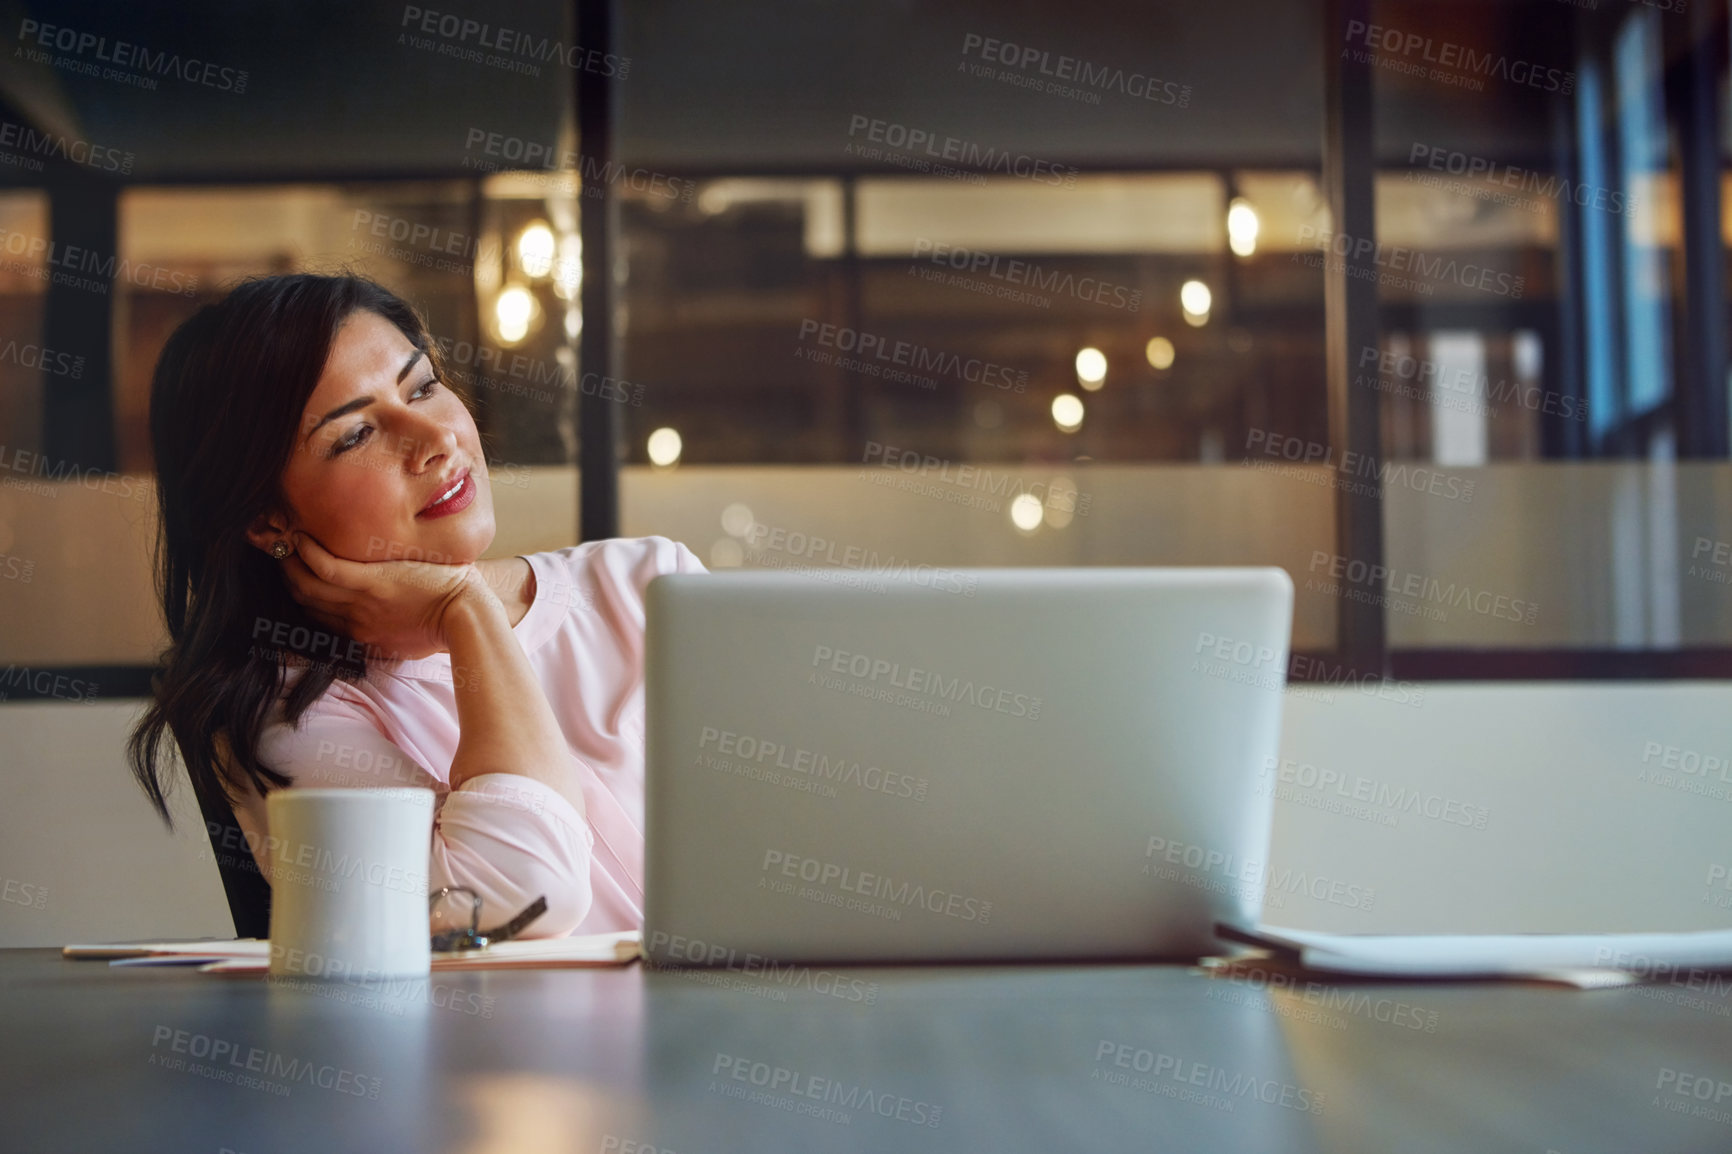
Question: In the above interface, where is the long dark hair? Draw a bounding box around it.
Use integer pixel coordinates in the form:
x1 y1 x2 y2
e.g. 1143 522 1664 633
127 272 453 830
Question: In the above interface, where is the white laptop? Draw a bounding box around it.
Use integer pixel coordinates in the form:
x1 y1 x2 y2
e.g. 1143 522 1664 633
642 566 1292 965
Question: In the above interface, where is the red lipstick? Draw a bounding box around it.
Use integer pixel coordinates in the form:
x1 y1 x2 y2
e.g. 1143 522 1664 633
418 470 475 519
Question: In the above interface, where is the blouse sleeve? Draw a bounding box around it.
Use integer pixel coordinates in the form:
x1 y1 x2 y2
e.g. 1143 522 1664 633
249 698 597 938
646 534 709 577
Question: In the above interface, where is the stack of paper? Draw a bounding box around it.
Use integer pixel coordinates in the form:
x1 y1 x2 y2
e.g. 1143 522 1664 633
1217 922 1732 986
63 932 640 973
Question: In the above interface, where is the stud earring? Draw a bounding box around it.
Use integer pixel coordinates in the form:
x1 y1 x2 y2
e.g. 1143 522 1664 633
270 540 293 559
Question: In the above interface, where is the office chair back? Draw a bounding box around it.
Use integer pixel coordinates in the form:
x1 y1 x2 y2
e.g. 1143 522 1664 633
193 781 272 939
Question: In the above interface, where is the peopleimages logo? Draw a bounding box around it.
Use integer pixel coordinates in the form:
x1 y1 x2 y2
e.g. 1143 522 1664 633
0 339 83 379
1142 835 1377 911
1193 628 1426 707
862 442 1088 515
1244 429 1476 502
797 320 1027 392
1190 630 1284 692
911 238 1143 311
697 725 930 801
1357 345 1586 422
1289 652 1425 708
1209 962 1441 1033
0 445 155 504
1260 756 1490 830
351 209 498 264
744 522 977 595
1641 740 1732 785
1407 143 1634 215
423 329 644 408
1342 19 1572 95
1307 550 1539 626
761 850 994 924
711 1053 943 1127
0 120 134 174
959 33 1192 107
0 877 47 910
16 19 250 93
811 644 1042 720
1652 1066 1732 1126
0 665 98 703
845 114 1077 187
398 6 628 77
462 129 692 202
1296 224 1524 298
1092 1041 1326 1115
0 228 198 296
649 931 880 1003
150 1027 380 1099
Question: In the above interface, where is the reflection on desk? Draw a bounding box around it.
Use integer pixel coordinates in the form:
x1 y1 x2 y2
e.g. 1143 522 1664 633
2 947 1729 1153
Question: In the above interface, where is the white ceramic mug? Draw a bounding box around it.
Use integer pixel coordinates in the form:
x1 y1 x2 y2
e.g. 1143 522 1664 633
265 788 434 980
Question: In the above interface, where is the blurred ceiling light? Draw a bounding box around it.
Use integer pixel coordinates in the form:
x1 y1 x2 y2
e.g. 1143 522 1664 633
563 305 582 341
1044 475 1080 529
1051 393 1084 433
721 502 755 538
697 184 730 215
1145 336 1176 370
646 427 683 467
552 233 583 300
1180 279 1211 327
1226 198 1259 257
517 222 556 278
710 538 744 568
1009 493 1044 532
1074 347 1107 391
494 286 537 344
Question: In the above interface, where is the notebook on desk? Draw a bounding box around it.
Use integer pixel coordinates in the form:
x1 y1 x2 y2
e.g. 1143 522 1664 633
1214 921 1732 985
62 932 641 972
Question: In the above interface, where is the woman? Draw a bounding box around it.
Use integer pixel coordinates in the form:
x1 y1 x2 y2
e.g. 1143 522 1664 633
127 272 705 939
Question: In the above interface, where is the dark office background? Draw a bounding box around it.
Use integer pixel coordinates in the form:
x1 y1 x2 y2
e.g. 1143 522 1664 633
1 0 1730 695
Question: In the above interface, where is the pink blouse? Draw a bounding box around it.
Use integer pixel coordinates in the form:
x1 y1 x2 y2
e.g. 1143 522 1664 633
230 535 707 939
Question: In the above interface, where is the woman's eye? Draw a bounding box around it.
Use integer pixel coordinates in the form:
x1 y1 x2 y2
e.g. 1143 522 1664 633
412 377 439 400
331 426 372 457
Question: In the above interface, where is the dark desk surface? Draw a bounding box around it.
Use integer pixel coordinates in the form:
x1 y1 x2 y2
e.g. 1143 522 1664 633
4 946 1731 1154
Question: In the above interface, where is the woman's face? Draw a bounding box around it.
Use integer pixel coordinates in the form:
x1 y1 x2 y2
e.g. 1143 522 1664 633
249 309 496 565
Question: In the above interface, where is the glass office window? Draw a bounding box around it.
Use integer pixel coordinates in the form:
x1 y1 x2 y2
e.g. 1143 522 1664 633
0 191 49 467
3 0 1731 687
1363 0 1732 653
0 179 588 668
615 2 1343 652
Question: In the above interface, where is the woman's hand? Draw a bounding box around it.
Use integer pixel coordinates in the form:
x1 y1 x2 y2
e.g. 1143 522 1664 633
279 532 496 661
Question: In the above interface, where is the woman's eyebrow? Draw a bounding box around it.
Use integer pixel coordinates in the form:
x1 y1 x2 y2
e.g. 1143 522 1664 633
302 350 428 441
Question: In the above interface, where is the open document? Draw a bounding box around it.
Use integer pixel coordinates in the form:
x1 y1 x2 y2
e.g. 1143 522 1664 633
1217 922 1732 984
